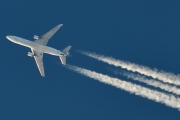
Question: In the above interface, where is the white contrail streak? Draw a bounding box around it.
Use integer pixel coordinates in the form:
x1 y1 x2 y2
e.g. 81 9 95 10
66 65 180 111
120 72 180 96
78 51 180 86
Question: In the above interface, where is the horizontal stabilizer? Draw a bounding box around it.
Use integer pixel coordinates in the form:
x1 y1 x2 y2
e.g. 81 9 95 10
60 46 72 65
62 46 71 55
60 56 66 65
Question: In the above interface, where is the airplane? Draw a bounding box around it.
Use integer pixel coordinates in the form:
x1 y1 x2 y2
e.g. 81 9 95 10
6 24 71 77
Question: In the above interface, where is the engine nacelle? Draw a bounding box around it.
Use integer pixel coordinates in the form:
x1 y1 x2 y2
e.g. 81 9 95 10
34 35 39 40
27 52 34 57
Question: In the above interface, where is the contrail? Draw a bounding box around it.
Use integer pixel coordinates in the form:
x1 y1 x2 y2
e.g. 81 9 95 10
119 71 180 96
78 51 180 86
66 65 180 111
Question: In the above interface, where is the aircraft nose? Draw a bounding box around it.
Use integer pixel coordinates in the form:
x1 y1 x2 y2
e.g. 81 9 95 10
6 36 14 40
6 36 11 40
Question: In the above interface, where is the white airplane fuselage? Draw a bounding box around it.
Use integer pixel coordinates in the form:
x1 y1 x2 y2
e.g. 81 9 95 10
6 36 64 56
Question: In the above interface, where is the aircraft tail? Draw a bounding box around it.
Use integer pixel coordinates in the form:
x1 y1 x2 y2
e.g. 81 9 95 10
60 46 72 65
60 56 66 65
62 46 71 55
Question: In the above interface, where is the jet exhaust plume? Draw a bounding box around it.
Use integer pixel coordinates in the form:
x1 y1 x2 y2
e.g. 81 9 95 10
78 51 180 86
119 71 180 96
66 65 180 111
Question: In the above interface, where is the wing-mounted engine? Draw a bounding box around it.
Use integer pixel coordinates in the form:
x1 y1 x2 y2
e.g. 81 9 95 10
34 35 39 40
27 52 34 57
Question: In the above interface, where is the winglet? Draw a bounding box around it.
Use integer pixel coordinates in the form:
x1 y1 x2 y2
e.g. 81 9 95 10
58 24 63 28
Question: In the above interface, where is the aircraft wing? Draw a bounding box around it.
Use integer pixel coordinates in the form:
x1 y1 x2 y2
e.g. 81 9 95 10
31 49 45 77
34 24 63 46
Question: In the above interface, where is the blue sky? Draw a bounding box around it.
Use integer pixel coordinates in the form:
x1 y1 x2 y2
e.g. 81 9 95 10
1 0 180 119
